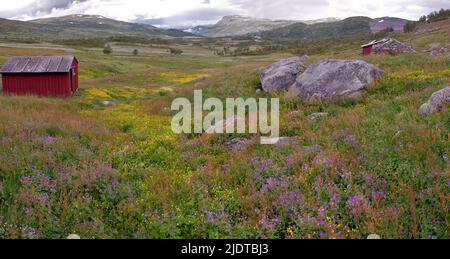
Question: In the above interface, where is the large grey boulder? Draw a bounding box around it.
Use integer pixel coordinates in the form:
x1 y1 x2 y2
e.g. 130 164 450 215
289 59 383 102
419 87 450 116
260 55 309 92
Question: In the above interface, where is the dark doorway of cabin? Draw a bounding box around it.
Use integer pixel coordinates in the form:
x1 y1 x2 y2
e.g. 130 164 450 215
69 69 74 93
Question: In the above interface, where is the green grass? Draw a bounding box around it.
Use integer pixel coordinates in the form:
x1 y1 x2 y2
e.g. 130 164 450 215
0 34 449 239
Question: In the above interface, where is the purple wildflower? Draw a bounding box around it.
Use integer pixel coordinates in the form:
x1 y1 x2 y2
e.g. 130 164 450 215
340 170 350 180
371 191 386 201
303 144 321 154
346 195 369 215
313 152 337 166
35 193 49 205
23 207 33 215
20 173 57 193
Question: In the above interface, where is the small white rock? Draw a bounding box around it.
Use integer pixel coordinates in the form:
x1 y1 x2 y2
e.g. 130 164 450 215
67 234 81 239
367 234 381 239
101 100 116 107
308 112 328 122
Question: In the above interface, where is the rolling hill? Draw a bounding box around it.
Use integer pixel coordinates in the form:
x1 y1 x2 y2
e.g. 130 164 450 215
192 15 298 37
258 16 373 39
369 17 409 33
0 14 411 41
0 15 193 40
185 15 409 39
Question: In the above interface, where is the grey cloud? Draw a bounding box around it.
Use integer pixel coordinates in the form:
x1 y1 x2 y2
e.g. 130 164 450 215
1 0 449 26
0 0 88 18
228 0 331 20
417 0 450 9
134 7 236 28
230 0 450 20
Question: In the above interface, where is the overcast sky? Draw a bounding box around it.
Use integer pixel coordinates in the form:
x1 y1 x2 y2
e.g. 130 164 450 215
0 0 448 27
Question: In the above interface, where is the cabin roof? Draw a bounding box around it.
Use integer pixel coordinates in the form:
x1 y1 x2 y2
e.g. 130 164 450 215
0 56 77 74
361 39 389 48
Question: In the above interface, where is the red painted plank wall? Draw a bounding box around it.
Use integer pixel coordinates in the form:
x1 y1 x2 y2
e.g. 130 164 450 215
362 45 373 56
2 73 72 97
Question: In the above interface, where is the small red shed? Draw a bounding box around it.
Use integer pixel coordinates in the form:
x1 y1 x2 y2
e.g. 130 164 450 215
1 56 78 97
361 40 376 55
361 39 390 56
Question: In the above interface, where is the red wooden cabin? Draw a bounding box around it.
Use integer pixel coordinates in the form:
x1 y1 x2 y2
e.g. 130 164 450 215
0 56 78 98
361 40 376 55
361 39 390 56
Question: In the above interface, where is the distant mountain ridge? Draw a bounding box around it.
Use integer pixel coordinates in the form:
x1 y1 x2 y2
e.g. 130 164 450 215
257 16 409 39
0 14 410 41
369 17 409 33
189 15 299 37
257 16 373 39
183 15 409 38
0 14 193 40
183 17 343 36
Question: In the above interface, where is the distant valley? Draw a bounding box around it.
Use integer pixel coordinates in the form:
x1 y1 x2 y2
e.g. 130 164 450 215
184 15 409 39
0 14 410 41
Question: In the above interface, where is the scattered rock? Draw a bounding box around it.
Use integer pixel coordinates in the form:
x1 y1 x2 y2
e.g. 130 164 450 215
289 59 383 102
274 137 298 147
162 107 172 114
419 86 450 116
367 234 381 239
372 38 415 55
426 43 449 57
260 55 309 92
443 154 449 164
205 115 244 134
226 138 253 152
194 82 205 89
67 234 81 239
288 110 302 117
427 44 449 57
308 112 328 122
259 137 298 146
427 43 441 50
101 100 116 107
429 47 448 57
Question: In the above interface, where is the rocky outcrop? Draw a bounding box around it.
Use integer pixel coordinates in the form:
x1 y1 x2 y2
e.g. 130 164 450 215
429 47 449 57
260 55 309 92
289 59 383 102
372 38 415 55
426 44 449 57
419 87 450 116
